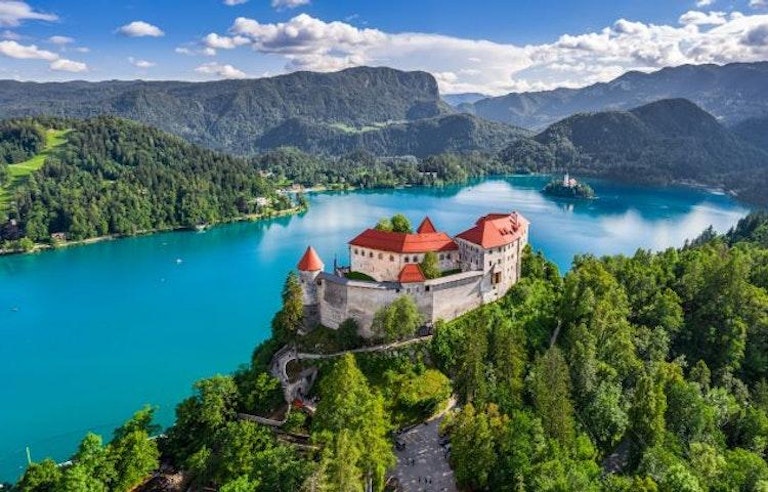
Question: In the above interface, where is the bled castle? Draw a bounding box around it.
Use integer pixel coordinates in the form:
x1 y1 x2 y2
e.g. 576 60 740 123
296 212 530 336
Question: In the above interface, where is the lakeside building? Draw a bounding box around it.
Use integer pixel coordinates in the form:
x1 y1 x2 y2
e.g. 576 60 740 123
296 212 529 335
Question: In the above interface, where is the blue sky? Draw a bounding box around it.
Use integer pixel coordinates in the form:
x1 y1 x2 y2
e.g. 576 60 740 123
0 0 767 94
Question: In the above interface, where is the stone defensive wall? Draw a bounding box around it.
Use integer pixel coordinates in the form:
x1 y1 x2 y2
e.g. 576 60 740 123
315 270 490 335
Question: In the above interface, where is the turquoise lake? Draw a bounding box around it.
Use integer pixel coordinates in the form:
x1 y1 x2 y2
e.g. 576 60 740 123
0 176 750 482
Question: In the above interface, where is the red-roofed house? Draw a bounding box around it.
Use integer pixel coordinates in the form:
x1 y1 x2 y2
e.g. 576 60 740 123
455 212 529 290
348 217 459 282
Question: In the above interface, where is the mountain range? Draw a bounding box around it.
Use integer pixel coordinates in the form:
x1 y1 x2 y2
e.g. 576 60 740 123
499 98 768 203
462 62 768 130
0 67 526 157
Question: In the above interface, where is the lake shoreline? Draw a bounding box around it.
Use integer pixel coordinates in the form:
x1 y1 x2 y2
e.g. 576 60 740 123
0 205 306 257
0 172 748 258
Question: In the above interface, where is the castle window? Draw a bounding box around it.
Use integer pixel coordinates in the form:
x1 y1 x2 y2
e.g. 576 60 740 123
390 255 394 261
354 249 358 255
425 285 430 292
378 253 383 260
405 257 409 263
439 254 444 260
369 252 373 258
413 256 418 263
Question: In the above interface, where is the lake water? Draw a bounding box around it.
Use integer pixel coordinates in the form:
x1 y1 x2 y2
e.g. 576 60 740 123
0 176 750 482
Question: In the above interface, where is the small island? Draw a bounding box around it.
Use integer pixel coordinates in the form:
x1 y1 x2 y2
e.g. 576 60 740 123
542 173 596 199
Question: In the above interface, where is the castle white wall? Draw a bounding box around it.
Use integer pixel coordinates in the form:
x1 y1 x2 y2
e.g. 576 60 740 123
349 246 459 282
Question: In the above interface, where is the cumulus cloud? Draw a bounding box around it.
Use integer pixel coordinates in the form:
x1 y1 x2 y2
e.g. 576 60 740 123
48 35 74 45
202 32 249 50
128 56 156 68
205 12 768 94
750 0 767 8
50 58 87 72
0 39 87 72
271 0 311 10
696 0 715 6
223 0 248 4
679 10 728 25
195 61 246 79
118 21 164 37
0 1 57 27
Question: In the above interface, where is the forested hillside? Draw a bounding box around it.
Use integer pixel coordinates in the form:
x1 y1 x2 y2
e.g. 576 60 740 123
499 99 768 204
14 212 768 491
465 62 768 129
0 67 458 155
433 213 768 490
257 113 528 157
0 117 294 249
734 116 768 153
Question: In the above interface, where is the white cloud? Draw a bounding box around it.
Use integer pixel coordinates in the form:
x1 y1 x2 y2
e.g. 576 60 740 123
679 10 728 25
195 61 246 79
48 35 74 45
0 40 87 73
128 56 156 68
202 32 249 50
175 47 193 55
271 0 310 10
74 46 89 53
0 40 56 60
223 0 248 4
118 21 164 38
210 12 768 94
750 0 767 8
50 58 87 72
0 1 57 27
696 0 715 6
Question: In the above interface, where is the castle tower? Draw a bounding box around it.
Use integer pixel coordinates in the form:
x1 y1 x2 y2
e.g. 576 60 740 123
297 246 324 327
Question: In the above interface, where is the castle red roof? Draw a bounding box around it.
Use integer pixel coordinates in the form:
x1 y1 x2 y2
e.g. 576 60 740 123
297 246 324 271
349 229 458 254
398 264 426 283
416 217 437 234
456 212 529 249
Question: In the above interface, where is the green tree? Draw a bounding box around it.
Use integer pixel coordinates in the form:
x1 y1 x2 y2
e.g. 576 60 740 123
16 459 62 492
72 432 114 485
313 354 395 491
528 347 576 446
166 374 239 464
273 271 304 341
370 295 423 342
108 407 160 492
220 475 261 492
390 214 412 233
59 464 106 492
374 217 392 232
420 251 441 279
630 371 667 460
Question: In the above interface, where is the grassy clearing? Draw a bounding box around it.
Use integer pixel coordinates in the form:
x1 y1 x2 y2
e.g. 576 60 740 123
0 128 69 212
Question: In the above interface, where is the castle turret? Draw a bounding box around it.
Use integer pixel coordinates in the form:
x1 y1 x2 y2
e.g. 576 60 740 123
297 246 324 325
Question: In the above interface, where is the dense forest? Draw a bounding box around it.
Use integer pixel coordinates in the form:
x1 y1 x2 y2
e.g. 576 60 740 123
11 211 768 491
0 117 297 250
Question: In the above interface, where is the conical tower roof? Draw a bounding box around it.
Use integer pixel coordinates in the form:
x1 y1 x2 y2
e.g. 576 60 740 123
416 216 437 234
297 246 324 271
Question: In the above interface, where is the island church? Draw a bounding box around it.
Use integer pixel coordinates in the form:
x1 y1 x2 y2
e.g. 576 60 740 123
296 212 529 335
